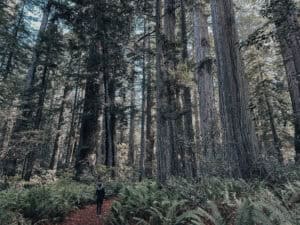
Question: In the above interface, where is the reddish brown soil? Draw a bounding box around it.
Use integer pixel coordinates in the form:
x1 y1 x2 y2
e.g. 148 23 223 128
56 199 114 225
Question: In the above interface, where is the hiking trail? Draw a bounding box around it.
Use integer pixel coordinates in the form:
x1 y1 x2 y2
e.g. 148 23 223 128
57 199 114 225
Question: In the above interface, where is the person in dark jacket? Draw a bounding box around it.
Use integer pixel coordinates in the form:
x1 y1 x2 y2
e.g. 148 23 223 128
96 181 105 215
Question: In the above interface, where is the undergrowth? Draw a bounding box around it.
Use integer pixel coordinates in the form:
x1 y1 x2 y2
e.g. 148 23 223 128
1 165 299 225
108 174 300 225
0 177 123 225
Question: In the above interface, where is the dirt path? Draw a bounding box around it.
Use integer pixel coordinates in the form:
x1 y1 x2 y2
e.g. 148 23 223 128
56 199 114 225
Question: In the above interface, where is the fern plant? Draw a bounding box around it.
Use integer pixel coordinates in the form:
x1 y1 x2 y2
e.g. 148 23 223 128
109 179 300 225
234 190 297 225
108 181 207 225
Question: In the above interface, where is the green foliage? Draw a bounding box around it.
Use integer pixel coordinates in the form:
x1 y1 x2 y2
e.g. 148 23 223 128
108 181 205 225
265 164 300 184
234 187 299 225
166 177 260 204
0 178 96 224
0 176 125 224
0 207 29 225
105 180 126 198
109 177 300 225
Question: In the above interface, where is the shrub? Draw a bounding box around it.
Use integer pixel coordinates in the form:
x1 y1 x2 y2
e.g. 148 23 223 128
108 181 207 225
0 178 96 224
108 178 300 225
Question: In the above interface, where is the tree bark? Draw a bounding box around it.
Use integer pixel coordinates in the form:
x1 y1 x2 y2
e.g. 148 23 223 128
0 118 14 172
0 121 9 153
3 0 25 79
193 0 217 159
75 42 102 181
127 66 136 166
25 1 52 92
192 88 201 165
183 87 197 177
210 0 261 178
180 0 197 178
139 20 147 181
155 0 169 183
270 0 300 163
3 1 52 179
103 48 116 177
50 83 71 171
103 74 116 175
65 60 81 168
22 62 49 181
0 114 14 159
14 1 52 133
39 85 56 168
34 65 49 129
265 92 283 163
163 0 180 177
145 37 155 178
174 88 185 176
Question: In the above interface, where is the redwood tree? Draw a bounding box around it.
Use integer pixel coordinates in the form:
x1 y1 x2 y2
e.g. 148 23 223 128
210 0 261 178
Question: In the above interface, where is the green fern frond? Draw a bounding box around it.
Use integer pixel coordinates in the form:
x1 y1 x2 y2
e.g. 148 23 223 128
174 210 205 225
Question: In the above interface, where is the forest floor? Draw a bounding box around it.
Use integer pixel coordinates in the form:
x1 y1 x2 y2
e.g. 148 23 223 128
55 199 114 225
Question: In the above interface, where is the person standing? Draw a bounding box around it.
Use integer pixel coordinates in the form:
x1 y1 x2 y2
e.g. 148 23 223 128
96 181 105 216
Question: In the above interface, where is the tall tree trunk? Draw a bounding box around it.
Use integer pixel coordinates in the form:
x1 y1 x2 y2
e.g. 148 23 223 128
96 112 104 165
183 87 197 177
0 121 9 153
67 96 83 169
34 65 49 129
210 0 261 178
118 88 127 145
0 111 15 159
192 88 201 160
180 0 197 177
103 50 116 177
265 92 283 163
25 1 52 90
75 42 102 181
13 0 52 131
193 0 217 159
270 0 300 163
3 0 52 179
65 107 79 168
103 75 116 174
139 20 147 181
22 63 49 181
145 37 155 178
258 70 283 163
174 88 185 176
127 66 136 166
4 0 25 79
65 56 81 168
39 85 56 168
50 83 71 171
0 114 14 174
155 0 168 183
50 55 76 170
65 96 79 168
164 0 180 177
